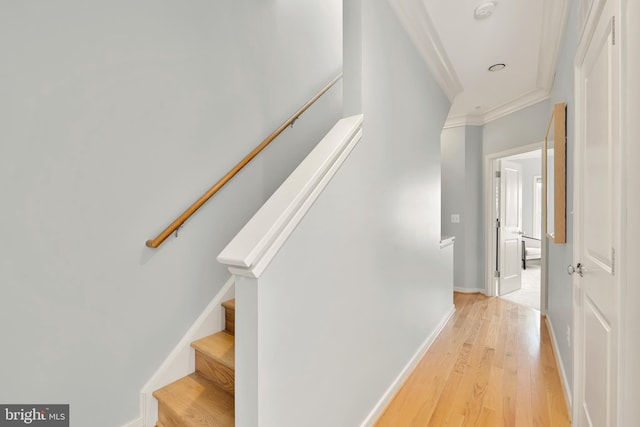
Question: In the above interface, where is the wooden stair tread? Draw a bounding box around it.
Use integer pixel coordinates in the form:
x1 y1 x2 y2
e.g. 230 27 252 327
221 299 235 311
153 373 234 427
191 331 235 369
221 299 235 336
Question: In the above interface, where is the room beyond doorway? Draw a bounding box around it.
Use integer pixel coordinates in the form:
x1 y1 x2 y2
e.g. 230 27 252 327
484 144 545 312
501 259 541 310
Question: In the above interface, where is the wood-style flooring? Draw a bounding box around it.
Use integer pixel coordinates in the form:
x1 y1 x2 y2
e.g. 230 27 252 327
376 292 571 427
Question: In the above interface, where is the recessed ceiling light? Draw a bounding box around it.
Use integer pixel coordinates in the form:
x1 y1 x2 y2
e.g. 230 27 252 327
488 63 506 72
474 1 497 19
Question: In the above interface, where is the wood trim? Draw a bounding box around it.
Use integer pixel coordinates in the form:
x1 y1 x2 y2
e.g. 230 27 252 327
145 73 343 248
544 102 567 243
553 103 567 243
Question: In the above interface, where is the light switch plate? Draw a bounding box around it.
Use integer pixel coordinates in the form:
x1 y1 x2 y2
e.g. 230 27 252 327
451 214 460 223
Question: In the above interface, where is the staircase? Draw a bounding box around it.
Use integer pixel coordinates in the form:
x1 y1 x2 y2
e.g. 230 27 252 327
153 299 236 426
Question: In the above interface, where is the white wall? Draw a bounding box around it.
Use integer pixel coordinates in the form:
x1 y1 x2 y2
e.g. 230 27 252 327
232 0 452 424
0 1 342 425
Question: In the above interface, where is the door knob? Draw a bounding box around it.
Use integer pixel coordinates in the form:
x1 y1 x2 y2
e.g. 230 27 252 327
567 263 584 277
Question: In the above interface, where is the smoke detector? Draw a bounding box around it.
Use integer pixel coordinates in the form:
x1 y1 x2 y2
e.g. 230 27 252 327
474 1 497 19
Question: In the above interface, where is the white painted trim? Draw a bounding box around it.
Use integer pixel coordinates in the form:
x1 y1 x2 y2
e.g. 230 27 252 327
445 89 551 128
545 315 573 411
443 114 484 129
439 236 455 248
453 287 486 294
218 115 364 278
482 89 551 124
138 276 235 427
575 0 608 62
386 0 463 102
537 0 571 92
121 419 143 427
359 305 456 427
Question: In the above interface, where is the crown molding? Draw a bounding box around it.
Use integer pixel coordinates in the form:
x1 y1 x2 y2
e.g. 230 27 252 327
387 0 463 102
482 88 550 123
443 114 484 129
444 88 550 128
536 0 571 92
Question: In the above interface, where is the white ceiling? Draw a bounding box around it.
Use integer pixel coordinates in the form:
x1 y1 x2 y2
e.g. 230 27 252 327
388 0 570 127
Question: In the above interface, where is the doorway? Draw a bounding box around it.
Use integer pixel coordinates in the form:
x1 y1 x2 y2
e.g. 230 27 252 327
484 143 546 312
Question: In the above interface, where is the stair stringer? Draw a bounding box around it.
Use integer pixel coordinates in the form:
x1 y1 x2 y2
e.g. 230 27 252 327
137 276 235 427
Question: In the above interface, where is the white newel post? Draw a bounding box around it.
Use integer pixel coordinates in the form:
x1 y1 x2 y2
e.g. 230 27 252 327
217 115 364 427
234 275 259 427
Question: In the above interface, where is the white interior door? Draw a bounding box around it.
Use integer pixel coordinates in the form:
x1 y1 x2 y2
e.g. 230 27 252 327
574 1 620 425
498 159 522 296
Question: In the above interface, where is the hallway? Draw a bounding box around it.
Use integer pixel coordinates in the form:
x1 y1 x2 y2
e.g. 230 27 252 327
376 293 570 426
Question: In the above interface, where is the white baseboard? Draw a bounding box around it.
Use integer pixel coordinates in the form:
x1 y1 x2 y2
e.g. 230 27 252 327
121 418 143 427
544 315 573 411
454 286 486 294
359 305 456 426
137 276 235 427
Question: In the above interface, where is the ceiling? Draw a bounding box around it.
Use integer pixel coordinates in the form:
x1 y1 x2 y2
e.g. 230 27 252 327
388 0 570 127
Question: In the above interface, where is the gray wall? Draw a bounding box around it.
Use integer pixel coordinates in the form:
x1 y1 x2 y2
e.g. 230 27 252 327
0 1 342 425
240 0 452 424
464 126 484 291
546 0 577 395
482 101 551 155
441 127 466 288
441 126 483 291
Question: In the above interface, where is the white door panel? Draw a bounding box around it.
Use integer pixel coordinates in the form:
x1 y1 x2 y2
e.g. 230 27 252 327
575 1 619 425
583 298 611 427
499 160 522 295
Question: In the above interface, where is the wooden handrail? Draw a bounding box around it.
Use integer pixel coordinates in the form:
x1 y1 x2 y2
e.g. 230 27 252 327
146 73 343 248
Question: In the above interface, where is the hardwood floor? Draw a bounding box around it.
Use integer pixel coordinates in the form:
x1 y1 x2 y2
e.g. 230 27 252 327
376 293 571 427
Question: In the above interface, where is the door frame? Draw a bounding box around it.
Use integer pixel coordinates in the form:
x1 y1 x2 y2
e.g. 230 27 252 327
483 142 547 313
533 175 543 239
